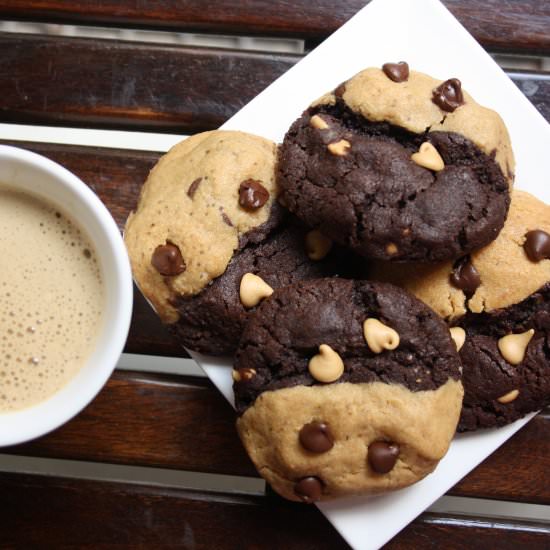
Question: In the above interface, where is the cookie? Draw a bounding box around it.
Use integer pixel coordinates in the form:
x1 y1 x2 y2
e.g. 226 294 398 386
277 64 514 262
456 283 550 431
371 191 550 431
124 130 352 355
234 278 463 502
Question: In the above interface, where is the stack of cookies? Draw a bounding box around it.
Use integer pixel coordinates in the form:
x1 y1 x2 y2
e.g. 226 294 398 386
124 63 550 504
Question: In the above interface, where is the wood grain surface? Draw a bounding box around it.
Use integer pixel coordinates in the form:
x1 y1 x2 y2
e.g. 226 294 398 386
1 471 549 549
0 472 346 549
0 0 549 55
0 32 297 133
1 33 549 133
6 370 550 505
451 410 550 504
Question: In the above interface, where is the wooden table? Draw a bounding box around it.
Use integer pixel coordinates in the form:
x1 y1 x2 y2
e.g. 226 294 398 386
0 2 549 548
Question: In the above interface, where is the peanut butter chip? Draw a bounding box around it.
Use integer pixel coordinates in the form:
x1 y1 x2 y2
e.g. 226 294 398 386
497 389 520 404
411 142 445 172
497 329 534 365
385 243 398 256
449 327 466 352
305 230 333 260
239 273 273 308
308 344 344 383
363 318 400 354
327 139 351 156
310 114 329 130
232 368 256 382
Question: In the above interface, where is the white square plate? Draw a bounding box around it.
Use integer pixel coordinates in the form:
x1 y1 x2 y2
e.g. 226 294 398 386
200 0 549 548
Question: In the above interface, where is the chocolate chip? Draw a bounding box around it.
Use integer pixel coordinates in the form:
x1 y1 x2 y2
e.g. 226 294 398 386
187 177 202 198
368 441 400 474
334 82 346 98
432 78 464 112
524 230 550 262
299 421 334 453
382 61 409 83
294 477 323 503
220 208 233 227
238 179 269 210
151 243 186 276
450 256 480 296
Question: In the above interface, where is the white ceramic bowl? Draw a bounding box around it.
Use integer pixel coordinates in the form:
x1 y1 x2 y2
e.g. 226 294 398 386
0 145 133 446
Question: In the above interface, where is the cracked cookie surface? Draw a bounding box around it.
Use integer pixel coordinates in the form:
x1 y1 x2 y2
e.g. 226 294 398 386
234 278 463 501
277 67 513 262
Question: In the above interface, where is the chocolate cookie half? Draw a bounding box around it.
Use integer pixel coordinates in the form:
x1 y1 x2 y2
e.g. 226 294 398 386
277 65 513 262
234 278 463 502
457 283 550 431
124 130 353 355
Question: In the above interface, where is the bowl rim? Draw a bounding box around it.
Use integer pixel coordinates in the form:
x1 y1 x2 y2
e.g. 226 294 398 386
0 144 133 446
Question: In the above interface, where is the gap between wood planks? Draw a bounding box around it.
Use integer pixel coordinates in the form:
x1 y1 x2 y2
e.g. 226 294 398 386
0 453 548 524
1 19 549 72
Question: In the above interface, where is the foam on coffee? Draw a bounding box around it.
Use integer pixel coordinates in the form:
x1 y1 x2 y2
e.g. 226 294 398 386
0 184 104 412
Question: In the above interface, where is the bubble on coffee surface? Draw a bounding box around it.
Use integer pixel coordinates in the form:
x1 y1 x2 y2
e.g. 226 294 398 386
0 184 104 412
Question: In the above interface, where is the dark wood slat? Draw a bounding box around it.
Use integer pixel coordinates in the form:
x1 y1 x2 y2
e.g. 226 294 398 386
0 472 347 549
1 472 549 549
386 513 550 550
510 71 550 122
6 370 550 504
449 410 550 504
6 370 257 477
0 32 298 133
0 0 548 55
443 0 550 56
1 33 549 133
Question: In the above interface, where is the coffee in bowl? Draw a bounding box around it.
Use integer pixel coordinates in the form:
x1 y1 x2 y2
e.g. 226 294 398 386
0 184 104 411
0 144 132 447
